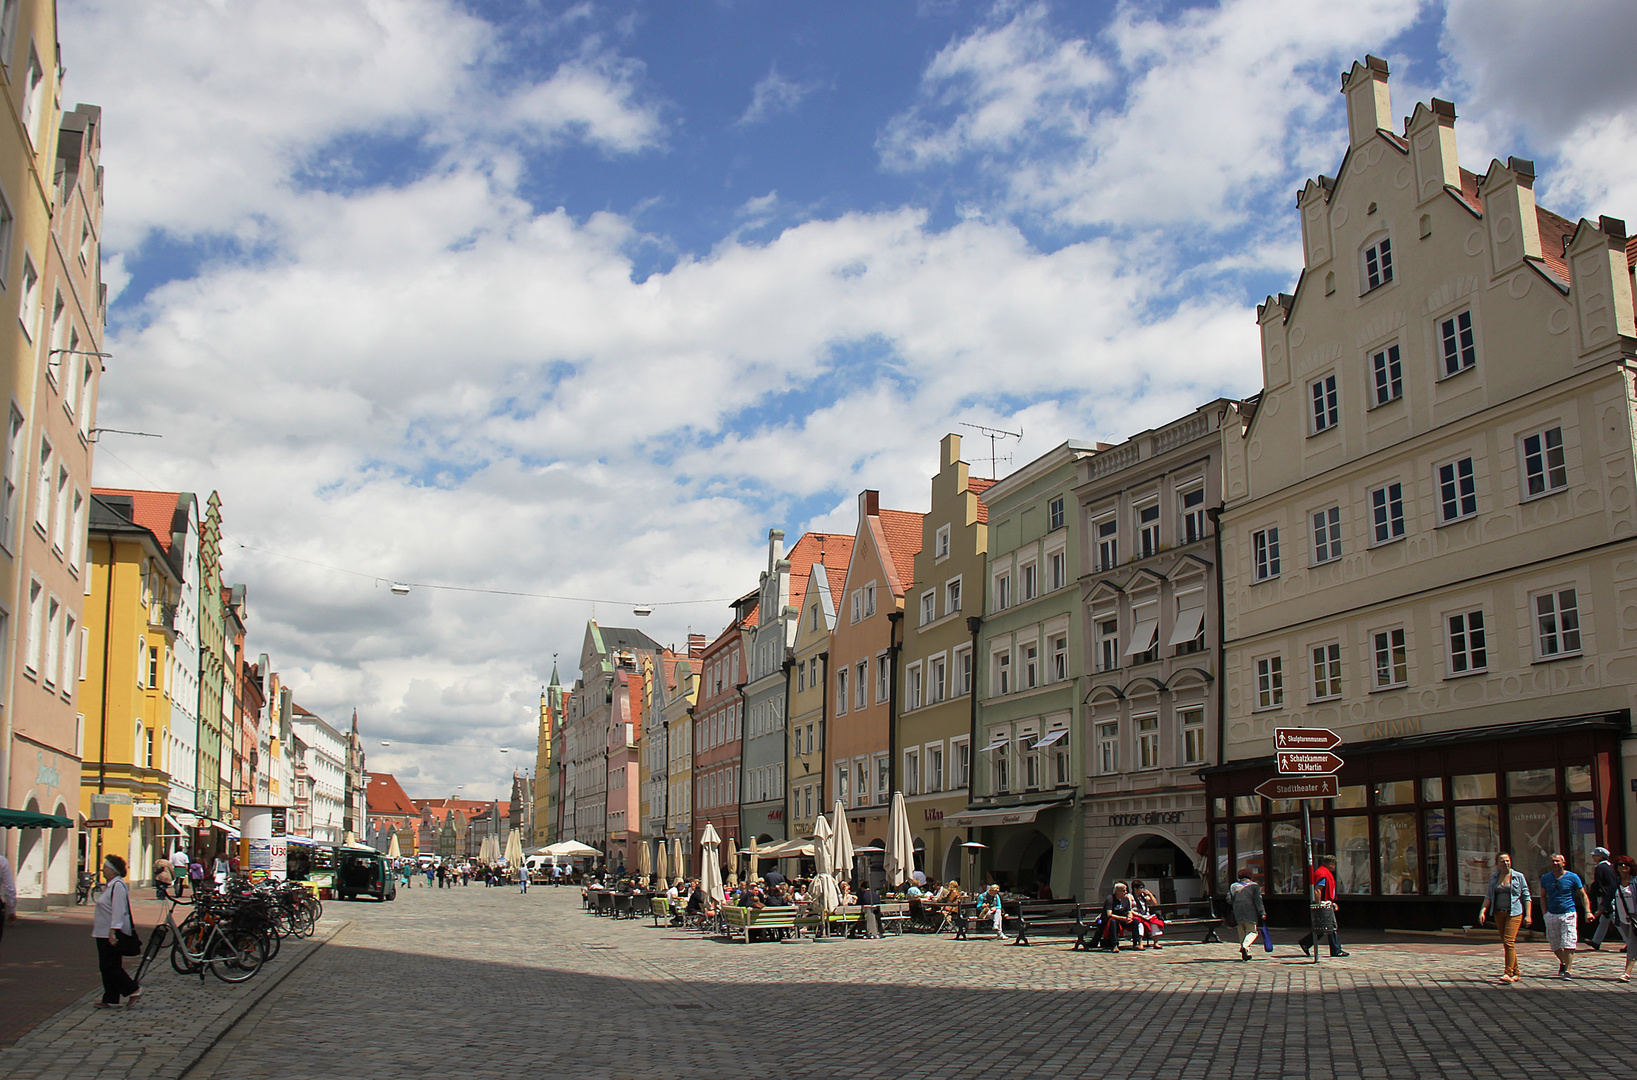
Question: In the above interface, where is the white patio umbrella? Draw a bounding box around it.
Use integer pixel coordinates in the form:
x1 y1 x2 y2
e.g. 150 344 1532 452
746 836 760 882
699 823 725 904
830 799 855 883
386 833 401 859
654 839 669 885
546 840 601 858
809 814 842 916
638 837 652 879
504 829 525 868
669 836 683 882
723 835 738 886
884 790 914 888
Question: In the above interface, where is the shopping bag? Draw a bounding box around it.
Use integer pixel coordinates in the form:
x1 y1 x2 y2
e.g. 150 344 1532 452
1259 923 1274 952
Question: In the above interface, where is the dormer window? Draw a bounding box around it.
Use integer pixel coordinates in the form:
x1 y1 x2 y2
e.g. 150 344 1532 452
1363 234 1393 291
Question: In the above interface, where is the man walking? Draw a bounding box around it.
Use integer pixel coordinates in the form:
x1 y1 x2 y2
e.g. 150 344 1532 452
1540 852 1590 978
1297 855 1349 958
1229 868 1266 962
1588 847 1619 950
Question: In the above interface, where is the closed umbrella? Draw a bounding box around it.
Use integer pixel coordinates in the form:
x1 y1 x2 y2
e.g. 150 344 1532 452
654 840 669 885
386 833 401 859
830 799 855 883
699 823 725 904
723 836 738 886
809 814 841 924
504 829 524 868
638 838 652 879
669 836 683 882
885 790 913 888
746 836 760 883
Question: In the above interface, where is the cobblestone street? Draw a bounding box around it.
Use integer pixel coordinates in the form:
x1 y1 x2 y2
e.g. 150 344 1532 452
142 886 1637 1080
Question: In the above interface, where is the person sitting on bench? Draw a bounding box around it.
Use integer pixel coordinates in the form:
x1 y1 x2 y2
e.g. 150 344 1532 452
1129 879 1165 949
1097 881 1138 950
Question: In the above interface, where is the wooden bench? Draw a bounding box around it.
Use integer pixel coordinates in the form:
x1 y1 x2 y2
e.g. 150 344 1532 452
722 904 806 943
1005 898 1081 946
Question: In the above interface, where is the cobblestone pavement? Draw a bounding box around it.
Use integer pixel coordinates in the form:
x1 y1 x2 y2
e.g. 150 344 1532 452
156 884 1637 1080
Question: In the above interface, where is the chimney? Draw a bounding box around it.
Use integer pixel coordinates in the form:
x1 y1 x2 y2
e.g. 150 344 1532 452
1341 55 1391 149
859 489 879 519
688 633 706 659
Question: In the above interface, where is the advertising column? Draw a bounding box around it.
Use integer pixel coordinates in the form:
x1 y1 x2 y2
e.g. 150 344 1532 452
240 804 288 882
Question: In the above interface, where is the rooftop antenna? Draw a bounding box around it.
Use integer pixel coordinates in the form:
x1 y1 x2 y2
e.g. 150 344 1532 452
959 421 1022 478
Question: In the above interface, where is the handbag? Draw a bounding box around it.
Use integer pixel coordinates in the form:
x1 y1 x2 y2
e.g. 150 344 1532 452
114 881 144 957
1259 923 1274 952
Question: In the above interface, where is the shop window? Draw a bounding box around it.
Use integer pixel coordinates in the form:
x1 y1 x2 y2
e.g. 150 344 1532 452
1378 813 1419 894
1507 802 1560 880
1506 768 1555 798
1233 795 1262 817
1569 801 1598 882
1452 773 1497 801
1333 785 1367 810
1271 821 1304 894
1424 809 1450 895
1373 780 1414 805
1421 777 1444 802
1334 816 1372 894
1234 823 1264 883
1455 804 1500 895
1566 765 1592 794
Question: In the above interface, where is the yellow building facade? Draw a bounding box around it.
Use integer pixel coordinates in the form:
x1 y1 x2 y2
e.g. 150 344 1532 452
79 493 179 883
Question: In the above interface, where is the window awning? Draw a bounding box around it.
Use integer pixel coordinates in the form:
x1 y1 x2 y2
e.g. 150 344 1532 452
1034 729 1068 749
980 735 1010 753
1168 596 1206 646
1124 613 1159 656
945 800 1069 830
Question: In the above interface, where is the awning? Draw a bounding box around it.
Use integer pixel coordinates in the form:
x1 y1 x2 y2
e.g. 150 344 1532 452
980 735 1010 753
1168 595 1206 646
1034 729 1068 749
164 813 195 835
1124 612 1159 656
0 807 74 829
945 800 1069 830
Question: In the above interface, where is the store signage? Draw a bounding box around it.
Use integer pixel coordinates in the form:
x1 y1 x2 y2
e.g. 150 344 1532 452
1276 751 1344 775
1107 811 1184 827
1273 727 1341 751
132 802 162 818
924 809 944 821
97 792 133 805
768 809 782 820
1254 776 1339 800
85 818 114 829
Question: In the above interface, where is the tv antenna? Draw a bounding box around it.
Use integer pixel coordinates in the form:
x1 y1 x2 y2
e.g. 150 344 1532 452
959 422 1022 477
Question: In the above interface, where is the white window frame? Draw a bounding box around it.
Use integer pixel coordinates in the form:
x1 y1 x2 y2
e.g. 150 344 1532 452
24 576 40 676
1125 601 1159 662
953 736 970 788
1048 496 1066 531
1439 309 1477 377
1096 613 1120 673
1446 609 1487 677
1135 714 1160 771
903 747 920 795
863 582 876 618
1370 482 1405 545
1019 558 1038 602
954 645 973 697
1048 546 1067 591
1310 642 1342 701
1533 588 1582 660
906 661 923 710
1178 483 1206 545
1362 233 1393 291
1436 455 1477 524
856 660 868 710
1253 527 1280 581
1311 505 1342 565
1049 633 1068 682
1095 514 1118 571
850 590 862 624
993 648 1011 696
1096 720 1119 775
1371 627 1409 689
1 404 22 551
945 575 962 615
1254 654 1283 711
875 652 889 703
920 589 935 627
1519 426 1567 500
1136 500 1161 559
927 743 944 792
1371 342 1402 407
17 249 38 341
993 569 1011 611
935 523 950 560
1179 706 1206 766
1310 373 1339 434
1022 640 1039 689
835 667 848 715
930 653 947 703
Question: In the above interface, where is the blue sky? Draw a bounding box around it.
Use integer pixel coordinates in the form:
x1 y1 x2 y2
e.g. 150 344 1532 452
60 0 1637 797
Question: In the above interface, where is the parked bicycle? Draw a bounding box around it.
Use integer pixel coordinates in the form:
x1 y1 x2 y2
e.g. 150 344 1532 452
136 884 266 984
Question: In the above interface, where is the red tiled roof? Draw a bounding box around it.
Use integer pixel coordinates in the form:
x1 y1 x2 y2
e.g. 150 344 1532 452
877 508 925 597
367 772 418 816
1626 234 1636 271
785 532 849 614
967 477 997 523
1536 207 1577 284
93 487 180 552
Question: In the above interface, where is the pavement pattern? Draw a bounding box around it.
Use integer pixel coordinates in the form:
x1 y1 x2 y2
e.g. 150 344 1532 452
8 882 1637 1080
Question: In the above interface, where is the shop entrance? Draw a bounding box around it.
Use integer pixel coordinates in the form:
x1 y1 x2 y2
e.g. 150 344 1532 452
1097 832 1203 904
994 829 1053 896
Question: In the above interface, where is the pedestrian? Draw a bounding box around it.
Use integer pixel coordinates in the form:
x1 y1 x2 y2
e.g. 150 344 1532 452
92 855 141 1009
1297 855 1349 958
1588 847 1619 950
152 858 174 900
1540 852 1590 979
188 858 206 896
519 866 529 894
1477 851 1531 983
171 848 189 898
0 849 16 956
425 864 434 887
1609 855 1637 982
1229 868 1266 962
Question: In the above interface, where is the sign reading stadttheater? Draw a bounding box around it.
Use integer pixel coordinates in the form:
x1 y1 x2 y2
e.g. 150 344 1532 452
1254 775 1340 800
1273 727 1342 751
1275 751 1344 775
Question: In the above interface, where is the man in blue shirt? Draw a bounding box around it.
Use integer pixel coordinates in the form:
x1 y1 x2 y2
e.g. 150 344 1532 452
1540 853 1590 979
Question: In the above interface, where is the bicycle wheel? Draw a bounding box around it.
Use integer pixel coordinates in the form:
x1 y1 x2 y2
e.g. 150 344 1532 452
206 927 262 983
171 923 207 975
292 905 315 937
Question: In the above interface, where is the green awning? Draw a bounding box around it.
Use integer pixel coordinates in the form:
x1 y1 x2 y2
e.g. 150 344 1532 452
0 807 75 829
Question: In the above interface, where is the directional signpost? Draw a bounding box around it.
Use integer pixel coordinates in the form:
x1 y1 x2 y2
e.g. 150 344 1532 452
1272 728 1344 966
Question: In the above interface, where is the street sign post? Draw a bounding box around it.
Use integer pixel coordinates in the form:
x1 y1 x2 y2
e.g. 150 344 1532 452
1274 727 1341 751
1275 751 1344 775
1253 775 1339 800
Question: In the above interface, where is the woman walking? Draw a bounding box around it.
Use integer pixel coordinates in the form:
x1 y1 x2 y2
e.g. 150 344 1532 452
1478 851 1531 983
92 855 141 1008
1610 855 1637 982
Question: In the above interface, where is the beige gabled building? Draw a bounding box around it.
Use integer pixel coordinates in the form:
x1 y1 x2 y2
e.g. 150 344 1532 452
1211 56 1637 929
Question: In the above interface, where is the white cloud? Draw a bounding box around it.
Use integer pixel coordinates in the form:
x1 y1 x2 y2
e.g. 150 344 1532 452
738 64 821 127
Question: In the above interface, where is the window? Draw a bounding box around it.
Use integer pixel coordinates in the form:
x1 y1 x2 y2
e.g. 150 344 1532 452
796 659 806 692
954 738 970 787
1447 610 1487 675
1180 707 1206 765
994 650 1011 695
51 464 67 551
993 743 1010 793
1253 527 1280 581
1520 427 1567 498
956 647 973 696
1097 722 1119 774
17 252 38 340
810 603 821 631
0 1 17 72
0 186 12 290
1096 516 1118 571
1372 628 1408 688
1311 374 1339 433
863 584 876 618
920 590 936 626
1049 496 1065 530
994 571 1010 611
1311 506 1342 564
1438 457 1477 522
147 644 160 689
24 577 40 675
1136 715 1159 770
931 655 946 702
20 49 43 147
1048 549 1066 591
1097 617 1120 672
850 590 862 624
1440 310 1476 376
1050 634 1068 682
1255 655 1284 710
928 745 944 792
1179 486 1206 544
1020 561 1037 601
876 755 889 800
856 661 867 709
1535 589 1582 659
876 654 889 703
1125 602 1159 664
62 614 76 692
1023 734 1041 789
1 406 21 548
1371 482 1405 543
1363 235 1393 290
1023 642 1038 689
79 359 94 439
946 577 962 614
935 524 950 559
1311 643 1342 700
835 763 849 806
46 291 64 383
1170 591 1206 654
32 438 49 531
1371 344 1402 406
904 749 920 795
1131 502 1159 558
835 668 848 714
906 663 923 710
68 489 84 569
